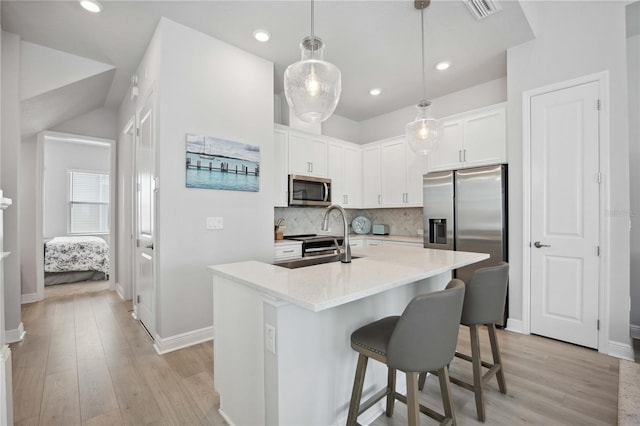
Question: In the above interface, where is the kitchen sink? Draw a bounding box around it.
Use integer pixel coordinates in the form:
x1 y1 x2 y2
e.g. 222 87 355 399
274 255 361 269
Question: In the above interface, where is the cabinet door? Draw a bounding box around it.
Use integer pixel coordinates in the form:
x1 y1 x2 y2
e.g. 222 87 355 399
288 133 311 175
327 143 344 205
362 146 381 207
429 119 463 172
366 239 384 247
380 138 406 206
462 106 506 166
405 143 427 206
308 137 327 176
343 146 362 207
273 129 289 207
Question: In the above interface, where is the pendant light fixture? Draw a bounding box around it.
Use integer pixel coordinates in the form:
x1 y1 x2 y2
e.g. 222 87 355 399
406 0 442 156
284 0 342 123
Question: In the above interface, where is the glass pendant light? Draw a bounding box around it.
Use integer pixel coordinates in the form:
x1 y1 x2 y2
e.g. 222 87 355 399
406 1 442 155
284 0 341 123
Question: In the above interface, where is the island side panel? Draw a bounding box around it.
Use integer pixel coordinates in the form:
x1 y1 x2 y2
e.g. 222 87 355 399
213 274 266 425
269 274 451 425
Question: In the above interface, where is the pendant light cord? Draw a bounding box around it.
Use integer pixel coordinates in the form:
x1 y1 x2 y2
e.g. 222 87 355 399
311 0 316 58
421 7 426 101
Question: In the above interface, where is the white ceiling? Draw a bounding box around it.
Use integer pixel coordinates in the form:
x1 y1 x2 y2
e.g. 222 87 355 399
2 0 535 122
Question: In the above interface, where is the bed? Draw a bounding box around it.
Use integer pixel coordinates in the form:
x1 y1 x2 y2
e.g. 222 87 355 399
44 236 110 285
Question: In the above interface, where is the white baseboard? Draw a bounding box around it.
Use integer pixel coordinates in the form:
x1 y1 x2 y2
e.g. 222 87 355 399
115 283 126 300
608 340 634 361
153 326 214 355
6 322 25 343
218 409 235 426
506 318 525 334
21 293 39 304
0 345 14 426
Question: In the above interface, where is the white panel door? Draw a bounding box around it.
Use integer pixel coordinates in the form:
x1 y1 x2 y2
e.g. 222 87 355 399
135 92 156 336
530 81 600 348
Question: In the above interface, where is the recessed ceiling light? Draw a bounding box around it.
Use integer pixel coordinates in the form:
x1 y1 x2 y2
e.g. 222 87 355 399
435 61 451 71
79 0 102 13
253 30 271 42
369 88 382 96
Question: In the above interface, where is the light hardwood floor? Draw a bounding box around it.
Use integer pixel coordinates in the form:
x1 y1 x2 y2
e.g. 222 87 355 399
12 283 619 425
371 326 619 426
11 282 224 426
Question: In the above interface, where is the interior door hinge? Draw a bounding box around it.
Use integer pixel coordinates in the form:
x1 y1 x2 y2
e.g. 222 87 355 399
137 295 141 304
596 99 601 111
597 172 602 184
136 127 140 137
597 246 600 256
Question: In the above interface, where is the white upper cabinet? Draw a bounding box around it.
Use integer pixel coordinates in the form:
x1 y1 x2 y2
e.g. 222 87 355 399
362 145 382 208
366 137 425 208
328 141 362 208
273 127 289 207
429 103 506 172
288 130 327 177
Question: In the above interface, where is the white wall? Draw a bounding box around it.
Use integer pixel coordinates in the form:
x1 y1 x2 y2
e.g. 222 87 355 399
19 137 37 297
322 113 360 143
118 18 274 340
507 1 630 346
628 1 640 336
357 77 507 144
1 31 22 338
42 139 110 239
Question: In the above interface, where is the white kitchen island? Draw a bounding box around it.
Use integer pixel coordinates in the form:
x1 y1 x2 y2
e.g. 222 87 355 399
209 245 488 426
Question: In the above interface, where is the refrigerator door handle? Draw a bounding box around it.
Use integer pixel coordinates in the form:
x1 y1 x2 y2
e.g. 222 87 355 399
534 241 551 248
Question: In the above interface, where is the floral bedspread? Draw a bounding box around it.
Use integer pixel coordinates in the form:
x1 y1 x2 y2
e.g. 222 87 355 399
44 236 110 275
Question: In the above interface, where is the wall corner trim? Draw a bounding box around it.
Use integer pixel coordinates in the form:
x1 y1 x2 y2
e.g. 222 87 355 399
153 326 214 355
6 322 25 344
21 293 39 304
115 283 126 300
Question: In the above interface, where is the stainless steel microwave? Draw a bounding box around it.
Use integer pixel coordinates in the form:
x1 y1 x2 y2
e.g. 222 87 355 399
288 175 331 207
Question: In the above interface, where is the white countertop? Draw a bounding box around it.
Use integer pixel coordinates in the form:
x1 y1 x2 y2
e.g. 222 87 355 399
210 245 488 312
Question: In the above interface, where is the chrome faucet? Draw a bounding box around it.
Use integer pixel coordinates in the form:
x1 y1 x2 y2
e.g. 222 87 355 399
321 204 351 263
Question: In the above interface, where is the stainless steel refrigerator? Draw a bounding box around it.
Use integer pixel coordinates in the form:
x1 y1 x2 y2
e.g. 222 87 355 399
423 164 508 285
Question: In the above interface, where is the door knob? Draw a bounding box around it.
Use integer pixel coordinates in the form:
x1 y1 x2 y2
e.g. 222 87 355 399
145 243 154 250
533 241 550 248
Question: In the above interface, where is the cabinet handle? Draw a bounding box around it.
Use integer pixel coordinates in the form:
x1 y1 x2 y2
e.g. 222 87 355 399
346 194 349 204
307 162 311 172
283 249 294 253
310 162 313 173
463 149 467 162
378 195 381 204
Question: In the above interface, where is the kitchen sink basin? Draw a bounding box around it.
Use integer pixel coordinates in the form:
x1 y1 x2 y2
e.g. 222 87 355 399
274 255 361 269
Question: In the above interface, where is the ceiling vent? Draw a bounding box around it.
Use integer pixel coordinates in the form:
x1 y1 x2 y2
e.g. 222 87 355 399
464 0 502 20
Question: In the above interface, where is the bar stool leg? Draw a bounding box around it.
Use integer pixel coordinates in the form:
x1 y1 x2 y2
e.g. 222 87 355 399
437 366 456 426
347 354 368 426
487 323 507 394
418 371 427 390
406 372 420 426
470 324 486 422
386 368 396 416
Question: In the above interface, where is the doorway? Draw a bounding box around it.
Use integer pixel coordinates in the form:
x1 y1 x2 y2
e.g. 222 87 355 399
35 132 116 301
522 72 610 351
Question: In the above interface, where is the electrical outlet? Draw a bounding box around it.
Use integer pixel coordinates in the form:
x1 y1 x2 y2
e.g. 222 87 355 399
265 324 276 354
206 217 224 230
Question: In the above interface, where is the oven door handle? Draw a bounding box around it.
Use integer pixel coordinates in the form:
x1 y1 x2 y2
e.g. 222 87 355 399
323 182 329 202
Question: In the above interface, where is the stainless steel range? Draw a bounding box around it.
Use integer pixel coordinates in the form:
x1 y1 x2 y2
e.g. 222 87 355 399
284 234 345 258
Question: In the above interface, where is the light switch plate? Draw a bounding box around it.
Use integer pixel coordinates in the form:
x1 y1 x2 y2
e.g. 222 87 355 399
206 217 224 230
265 324 276 354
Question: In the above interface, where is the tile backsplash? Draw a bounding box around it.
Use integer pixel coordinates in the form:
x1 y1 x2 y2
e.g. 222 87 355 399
274 207 423 237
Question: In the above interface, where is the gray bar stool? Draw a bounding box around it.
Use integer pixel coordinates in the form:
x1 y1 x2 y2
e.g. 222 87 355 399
346 280 465 426
420 262 509 422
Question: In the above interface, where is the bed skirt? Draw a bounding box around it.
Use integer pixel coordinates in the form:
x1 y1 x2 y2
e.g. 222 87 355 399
45 271 107 286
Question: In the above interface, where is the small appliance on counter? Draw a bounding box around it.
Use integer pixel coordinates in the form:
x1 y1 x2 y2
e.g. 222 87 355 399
372 224 389 235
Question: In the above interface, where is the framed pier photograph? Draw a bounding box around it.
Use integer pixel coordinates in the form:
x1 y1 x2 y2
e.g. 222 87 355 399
185 133 260 192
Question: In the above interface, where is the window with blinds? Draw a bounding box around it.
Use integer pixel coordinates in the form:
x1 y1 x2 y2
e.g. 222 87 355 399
68 171 110 234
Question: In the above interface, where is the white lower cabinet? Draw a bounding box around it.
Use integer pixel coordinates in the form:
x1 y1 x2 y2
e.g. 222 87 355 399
383 240 423 248
366 239 384 247
274 241 302 262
